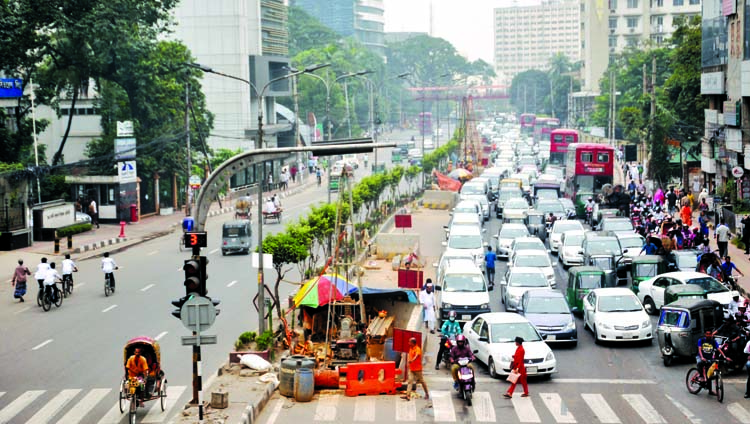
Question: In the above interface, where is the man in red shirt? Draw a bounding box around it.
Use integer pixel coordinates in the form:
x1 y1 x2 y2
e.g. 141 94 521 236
504 336 529 398
402 337 429 400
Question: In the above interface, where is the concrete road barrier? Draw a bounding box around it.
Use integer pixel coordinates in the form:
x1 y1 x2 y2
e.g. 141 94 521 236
375 233 419 260
421 190 457 210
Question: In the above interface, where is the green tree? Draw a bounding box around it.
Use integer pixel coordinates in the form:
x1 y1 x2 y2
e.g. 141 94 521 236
259 231 309 320
510 70 550 115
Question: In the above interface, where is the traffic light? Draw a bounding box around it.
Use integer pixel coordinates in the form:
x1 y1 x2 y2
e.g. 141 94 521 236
183 258 201 295
198 256 209 296
171 294 193 319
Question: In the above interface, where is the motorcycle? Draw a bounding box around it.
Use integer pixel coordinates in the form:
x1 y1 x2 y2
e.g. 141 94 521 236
455 356 476 406
440 335 457 369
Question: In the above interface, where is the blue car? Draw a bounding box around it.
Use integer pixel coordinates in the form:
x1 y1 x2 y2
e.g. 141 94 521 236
517 289 577 346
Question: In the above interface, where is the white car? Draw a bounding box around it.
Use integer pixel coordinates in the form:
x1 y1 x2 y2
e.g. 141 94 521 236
453 200 483 224
558 230 585 268
636 271 741 315
493 223 530 259
464 312 556 378
442 225 487 271
510 250 557 288
616 233 646 264
509 236 547 260
460 194 490 221
549 220 585 253
502 198 530 220
444 213 483 240
500 267 551 311
583 288 653 344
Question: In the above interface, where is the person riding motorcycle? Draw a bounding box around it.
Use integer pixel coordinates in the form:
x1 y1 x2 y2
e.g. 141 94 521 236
449 334 475 390
436 311 462 370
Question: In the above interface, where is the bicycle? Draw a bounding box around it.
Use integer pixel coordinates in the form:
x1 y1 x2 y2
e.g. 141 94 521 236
41 282 63 312
62 273 74 298
105 272 116 297
685 354 729 403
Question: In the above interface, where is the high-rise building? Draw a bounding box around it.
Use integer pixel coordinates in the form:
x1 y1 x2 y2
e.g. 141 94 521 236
293 0 386 56
493 0 582 84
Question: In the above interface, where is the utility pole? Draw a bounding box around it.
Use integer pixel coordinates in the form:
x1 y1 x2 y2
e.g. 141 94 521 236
523 85 527 114
649 55 657 180
344 81 352 138
185 85 192 216
609 71 616 147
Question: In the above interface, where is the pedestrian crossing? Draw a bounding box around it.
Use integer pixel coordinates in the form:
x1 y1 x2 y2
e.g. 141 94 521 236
268 390 750 424
0 386 186 424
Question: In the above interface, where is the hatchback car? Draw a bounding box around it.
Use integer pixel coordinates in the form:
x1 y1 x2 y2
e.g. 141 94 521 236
464 312 557 378
442 225 487 271
510 250 557 288
583 288 653 344
453 200 483 224
518 289 577 346
549 220 584 254
509 236 547 259
493 223 530 259
599 217 634 235
616 233 645 264
559 230 585 268
502 197 530 220
500 267 551 311
636 271 741 315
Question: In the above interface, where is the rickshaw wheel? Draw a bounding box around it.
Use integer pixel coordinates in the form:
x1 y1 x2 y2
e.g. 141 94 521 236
160 377 167 411
119 380 127 413
129 392 137 424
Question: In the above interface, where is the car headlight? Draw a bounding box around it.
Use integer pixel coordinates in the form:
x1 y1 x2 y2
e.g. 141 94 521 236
545 351 555 362
641 320 650 329
442 303 453 310
501 355 512 362
597 321 611 330
563 321 576 331
480 303 489 309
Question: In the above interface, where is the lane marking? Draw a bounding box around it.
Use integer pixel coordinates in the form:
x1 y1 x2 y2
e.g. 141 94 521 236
101 305 117 313
227 280 238 287
97 399 127 424
27 388 81 424
140 284 155 292
32 339 53 350
540 392 576 423
76 283 86 288
472 391 496 422
425 376 656 385
395 395 416 421
581 393 620 424
209 248 219 255
728 403 750 422
147 250 158 256
511 396 541 423
13 306 31 315
142 385 187 423
155 331 168 341
353 396 375 422
622 394 666 424
57 388 111 424
263 399 284 424
664 394 701 424
313 393 339 421
0 390 45 423
431 390 456 422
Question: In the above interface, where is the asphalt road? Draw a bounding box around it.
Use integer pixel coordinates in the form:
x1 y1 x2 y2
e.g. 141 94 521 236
0 130 420 424
254 203 750 424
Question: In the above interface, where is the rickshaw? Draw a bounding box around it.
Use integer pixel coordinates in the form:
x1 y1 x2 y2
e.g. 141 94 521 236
566 266 606 315
657 299 724 366
234 196 252 220
630 255 668 295
119 337 168 423
525 210 547 242
664 284 707 305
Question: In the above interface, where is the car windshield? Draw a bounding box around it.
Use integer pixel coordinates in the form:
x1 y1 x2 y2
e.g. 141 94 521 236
578 274 602 289
686 277 728 293
598 294 643 312
554 221 582 233
658 310 690 328
635 263 658 276
676 254 698 268
509 272 548 287
490 322 542 343
444 274 487 292
620 237 644 249
526 296 571 314
591 256 613 270
464 195 488 205
604 220 634 231
223 226 247 237
461 185 485 195
588 239 622 255
536 190 558 200
564 234 584 245
505 199 528 209
448 234 483 249
514 255 550 268
515 241 544 251
538 202 564 214
455 206 478 215
500 228 528 239
498 190 519 201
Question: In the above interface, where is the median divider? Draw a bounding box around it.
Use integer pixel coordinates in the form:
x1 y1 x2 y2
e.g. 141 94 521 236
421 190 457 210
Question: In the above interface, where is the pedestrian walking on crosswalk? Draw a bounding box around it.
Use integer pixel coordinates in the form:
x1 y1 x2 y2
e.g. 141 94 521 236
402 337 429 401
504 337 528 399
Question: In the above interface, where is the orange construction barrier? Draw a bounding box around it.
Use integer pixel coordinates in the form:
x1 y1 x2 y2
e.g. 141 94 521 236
339 361 402 396
314 368 341 389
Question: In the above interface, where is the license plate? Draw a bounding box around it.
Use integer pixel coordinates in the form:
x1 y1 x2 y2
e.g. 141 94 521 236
462 314 471 321
526 366 538 375
546 335 556 341
625 332 637 338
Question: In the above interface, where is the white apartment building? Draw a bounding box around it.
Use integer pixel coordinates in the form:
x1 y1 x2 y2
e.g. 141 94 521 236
494 0 581 84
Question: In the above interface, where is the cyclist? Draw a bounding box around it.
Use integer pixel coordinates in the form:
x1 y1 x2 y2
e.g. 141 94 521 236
721 256 744 288
102 252 118 291
436 311 462 370
34 257 50 298
43 262 62 304
696 329 722 393
61 254 78 291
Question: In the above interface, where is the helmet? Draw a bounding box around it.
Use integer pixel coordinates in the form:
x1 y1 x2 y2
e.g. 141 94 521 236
455 334 467 347
448 311 457 321
587 197 593 201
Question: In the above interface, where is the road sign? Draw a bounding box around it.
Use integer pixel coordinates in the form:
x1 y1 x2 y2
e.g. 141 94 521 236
189 175 202 189
118 161 137 183
181 334 217 346
732 166 744 178
180 295 217 333
251 252 274 270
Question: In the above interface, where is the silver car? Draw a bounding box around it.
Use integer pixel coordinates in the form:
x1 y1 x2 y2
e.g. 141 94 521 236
493 224 530 259
501 267 551 311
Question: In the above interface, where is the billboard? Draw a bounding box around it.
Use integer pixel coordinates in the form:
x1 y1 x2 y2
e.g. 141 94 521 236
0 79 23 98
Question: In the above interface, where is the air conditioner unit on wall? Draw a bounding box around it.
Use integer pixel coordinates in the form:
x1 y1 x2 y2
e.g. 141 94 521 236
629 27 635 32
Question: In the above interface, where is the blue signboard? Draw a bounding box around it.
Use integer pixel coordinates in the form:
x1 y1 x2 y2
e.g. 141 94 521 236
0 79 23 98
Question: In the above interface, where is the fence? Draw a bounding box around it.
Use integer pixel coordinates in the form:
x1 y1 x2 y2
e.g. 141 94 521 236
0 206 25 232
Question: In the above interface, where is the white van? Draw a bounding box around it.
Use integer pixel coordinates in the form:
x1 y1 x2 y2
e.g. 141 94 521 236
435 258 491 323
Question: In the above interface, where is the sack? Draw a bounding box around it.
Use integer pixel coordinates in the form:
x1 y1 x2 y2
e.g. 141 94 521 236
506 370 520 384
239 354 272 371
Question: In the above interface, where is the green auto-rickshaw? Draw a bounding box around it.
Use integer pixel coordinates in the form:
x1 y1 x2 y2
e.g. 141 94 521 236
630 255 668 295
663 284 707 306
566 266 606 315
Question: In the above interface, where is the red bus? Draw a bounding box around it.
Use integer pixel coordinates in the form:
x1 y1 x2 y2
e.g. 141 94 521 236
534 117 560 140
418 112 432 136
549 129 578 166
564 143 615 216
520 113 535 132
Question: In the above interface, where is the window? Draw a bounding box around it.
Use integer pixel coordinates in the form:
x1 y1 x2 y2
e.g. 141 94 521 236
673 0 684 5
472 318 484 334
609 17 618 29
581 152 593 162
597 152 610 163
609 0 618 8
627 0 638 7
689 0 699 3
627 17 638 28
652 0 664 6
609 35 618 48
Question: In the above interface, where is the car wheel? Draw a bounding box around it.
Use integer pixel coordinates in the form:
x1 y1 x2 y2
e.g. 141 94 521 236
593 326 601 345
488 358 498 379
643 297 657 315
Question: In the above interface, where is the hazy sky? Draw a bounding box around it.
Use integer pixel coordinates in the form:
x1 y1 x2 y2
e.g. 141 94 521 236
383 0 537 64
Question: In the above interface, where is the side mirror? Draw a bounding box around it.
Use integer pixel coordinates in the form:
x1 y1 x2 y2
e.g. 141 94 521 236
441 241 447 247
434 285 442 291
443 225 449 230
472 349 479 354
623 248 629 254
478 336 489 343
571 306 580 314
541 334 548 340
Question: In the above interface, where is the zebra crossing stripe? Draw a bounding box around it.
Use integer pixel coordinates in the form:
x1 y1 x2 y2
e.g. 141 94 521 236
581 393 620 424
27 389 80 424
664 394 702 424
394 395 416 421
728 403 750 422
471 391 496 422
622 394 666 424
511 396 541 423
539 392 576 423
0 390 44 424
57 388 111 424
313 393 339 421
97 394 130 424
353 397 376 422
141 385 186 423
431 391 456 422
